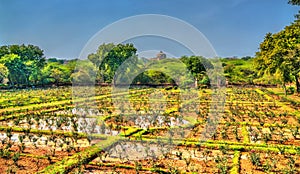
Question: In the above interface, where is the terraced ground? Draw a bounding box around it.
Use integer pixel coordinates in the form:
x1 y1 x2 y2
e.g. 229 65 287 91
0 86 299 173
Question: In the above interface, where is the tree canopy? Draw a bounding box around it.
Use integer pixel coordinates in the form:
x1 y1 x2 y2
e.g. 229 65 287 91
88 43 137 83
254 22 300 93
0 44 45 86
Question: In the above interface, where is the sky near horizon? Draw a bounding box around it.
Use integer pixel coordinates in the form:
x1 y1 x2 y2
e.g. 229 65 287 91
0 0 299 59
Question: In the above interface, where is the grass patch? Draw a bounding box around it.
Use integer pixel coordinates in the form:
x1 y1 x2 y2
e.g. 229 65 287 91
38 136 121 174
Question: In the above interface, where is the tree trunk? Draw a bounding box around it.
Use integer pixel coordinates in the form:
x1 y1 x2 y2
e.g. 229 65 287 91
8 74 14 87
283 83 287 96
295 74 300 93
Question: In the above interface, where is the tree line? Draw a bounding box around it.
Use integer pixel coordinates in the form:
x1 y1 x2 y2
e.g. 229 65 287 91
0 42 214 88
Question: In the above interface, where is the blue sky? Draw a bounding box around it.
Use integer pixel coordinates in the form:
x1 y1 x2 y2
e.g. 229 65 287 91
0 0 299 59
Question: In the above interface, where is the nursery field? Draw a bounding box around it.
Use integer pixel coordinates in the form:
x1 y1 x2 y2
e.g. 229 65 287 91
0 86 299 173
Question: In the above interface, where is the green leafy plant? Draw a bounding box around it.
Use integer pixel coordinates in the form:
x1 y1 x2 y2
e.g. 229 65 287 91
249 150 261 167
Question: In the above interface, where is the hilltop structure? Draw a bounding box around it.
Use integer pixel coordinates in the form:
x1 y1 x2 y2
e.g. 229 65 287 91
149 51 167 61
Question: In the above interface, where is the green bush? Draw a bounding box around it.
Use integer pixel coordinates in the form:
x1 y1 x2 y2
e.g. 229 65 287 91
287 86 295 95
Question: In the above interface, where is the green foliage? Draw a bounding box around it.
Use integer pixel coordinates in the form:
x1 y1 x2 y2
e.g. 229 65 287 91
221 57 255 84
214 155 228 174
39 136 121 174
180 56 208 77
249 150 261 167
71 60 96 84
132 57 198 86
254 22 300 93
287 86 295 94
230 151 240 174
0 63 8 83
88 43 137 83
0 43 138 86
180 55 212 86
0 44 45 86
0 53 27 86
133 70 173 85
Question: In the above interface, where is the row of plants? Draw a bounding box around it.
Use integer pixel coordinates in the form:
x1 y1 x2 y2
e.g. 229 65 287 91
0 86 299 173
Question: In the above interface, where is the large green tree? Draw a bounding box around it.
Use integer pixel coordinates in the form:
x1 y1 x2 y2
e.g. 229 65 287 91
71 60 97 84
88 43 137 83
0 44 45 86
180 55 212 86
0 54 27 86
41 60 74 85
254 22 300 93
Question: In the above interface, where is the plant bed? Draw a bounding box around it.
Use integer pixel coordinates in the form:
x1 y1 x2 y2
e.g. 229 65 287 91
240 150 300 173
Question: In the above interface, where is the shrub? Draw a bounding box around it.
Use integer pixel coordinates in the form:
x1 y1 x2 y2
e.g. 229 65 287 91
249 150 261 167
287 86 295 95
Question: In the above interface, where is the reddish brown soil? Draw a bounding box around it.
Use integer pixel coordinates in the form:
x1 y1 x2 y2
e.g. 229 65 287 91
85 147 233 173
240 152 300 173
0 156 49 174
0 146 85 173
